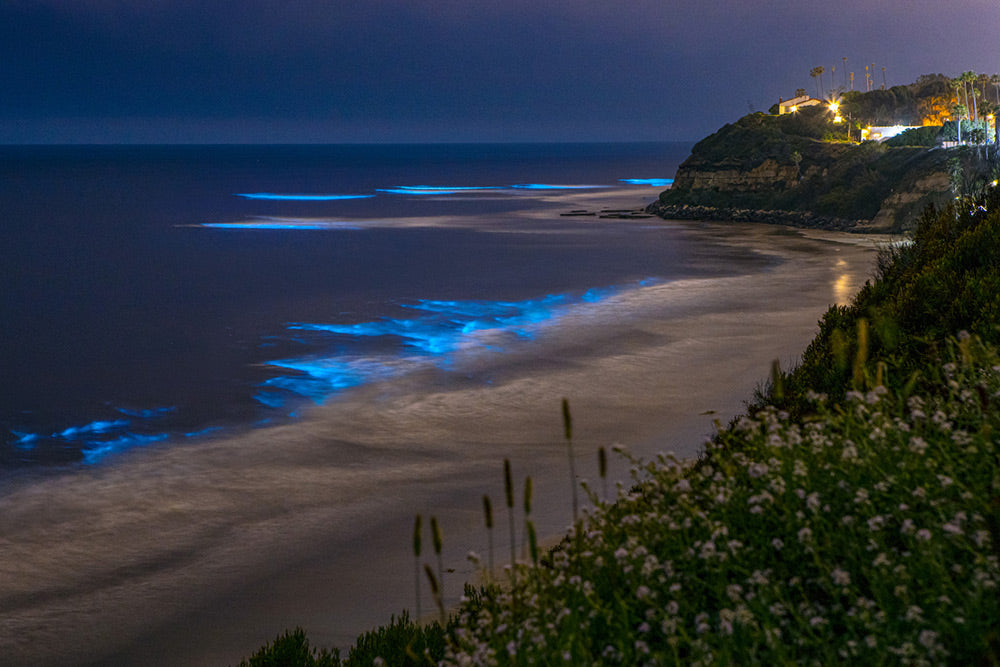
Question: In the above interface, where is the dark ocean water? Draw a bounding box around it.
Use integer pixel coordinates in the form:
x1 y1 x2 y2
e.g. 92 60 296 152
1 142 701 468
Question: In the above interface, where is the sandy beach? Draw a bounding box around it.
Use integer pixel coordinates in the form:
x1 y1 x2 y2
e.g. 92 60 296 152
0 188 889 666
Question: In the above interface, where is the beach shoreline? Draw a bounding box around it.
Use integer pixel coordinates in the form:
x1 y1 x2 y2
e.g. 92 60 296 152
0 188 886 666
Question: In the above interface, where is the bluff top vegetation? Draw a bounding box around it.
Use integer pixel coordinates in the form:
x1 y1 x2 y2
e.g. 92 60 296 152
659 74 1000 230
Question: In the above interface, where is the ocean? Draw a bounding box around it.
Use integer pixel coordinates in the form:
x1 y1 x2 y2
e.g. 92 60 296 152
0 143 698 468
0 143 882 665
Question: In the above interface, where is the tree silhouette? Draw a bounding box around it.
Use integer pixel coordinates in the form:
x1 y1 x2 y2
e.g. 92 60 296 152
810 66 826 98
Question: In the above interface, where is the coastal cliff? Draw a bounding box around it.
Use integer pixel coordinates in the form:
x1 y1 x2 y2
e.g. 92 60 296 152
649 106 955 232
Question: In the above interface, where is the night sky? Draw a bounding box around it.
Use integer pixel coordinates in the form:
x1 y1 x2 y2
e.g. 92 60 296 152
2 0 998 144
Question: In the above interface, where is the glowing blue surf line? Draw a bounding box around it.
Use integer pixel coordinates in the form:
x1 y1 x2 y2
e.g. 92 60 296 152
10 408 177 465
510 184 607 190
236 193 374 201
202 221 363 230
257 284 633 406
619 178 674 187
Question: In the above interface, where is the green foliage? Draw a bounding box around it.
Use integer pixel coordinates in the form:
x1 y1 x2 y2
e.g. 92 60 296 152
448 338 1000 664
344 613 448 666
239 615 450 667
660 106 954 228
883 125 942 147
760 186 1000 418
238 628 339 667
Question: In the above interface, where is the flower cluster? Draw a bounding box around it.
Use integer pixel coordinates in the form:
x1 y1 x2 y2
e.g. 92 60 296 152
444 340 1000 665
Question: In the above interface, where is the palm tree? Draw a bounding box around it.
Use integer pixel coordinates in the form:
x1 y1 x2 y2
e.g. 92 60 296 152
810 66 825 98
962 70 979 123
952 103 967 145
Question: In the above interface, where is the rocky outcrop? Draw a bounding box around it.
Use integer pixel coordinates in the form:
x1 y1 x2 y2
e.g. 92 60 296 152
645 202 869 232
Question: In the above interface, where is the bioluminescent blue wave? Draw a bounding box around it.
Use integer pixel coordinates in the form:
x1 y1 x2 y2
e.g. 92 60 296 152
386 186 501 192
117 406 177 418
259 358 398 404
236 193 375 201
619 178 674 187
58 419 130 439
376 188 462 195
511 184 607 190
202 220 362 231
258 286 632 406
82 433 169 465
10 408 179 463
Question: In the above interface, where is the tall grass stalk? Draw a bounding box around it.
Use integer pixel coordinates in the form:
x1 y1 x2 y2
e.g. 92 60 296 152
598 445 608 502
412 514 422 621
503 459 517 589
853 317 869 389
561 398 578 522
430 516 443 612
521 476 533 559
482 494 494 580
422 564 445 626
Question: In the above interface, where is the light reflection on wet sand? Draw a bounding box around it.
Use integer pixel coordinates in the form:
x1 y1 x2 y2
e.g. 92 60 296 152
0 190 891 666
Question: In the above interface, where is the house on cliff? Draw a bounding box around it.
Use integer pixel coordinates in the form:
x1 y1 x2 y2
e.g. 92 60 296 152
777 95 824 114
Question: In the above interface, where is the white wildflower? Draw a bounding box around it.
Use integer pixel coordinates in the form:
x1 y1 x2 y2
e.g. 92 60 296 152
806 492 821 512
867 515 885 532
942 522 964 536
831 568 851 586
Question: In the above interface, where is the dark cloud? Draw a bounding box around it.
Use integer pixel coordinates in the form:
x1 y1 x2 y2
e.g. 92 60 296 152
2 1 998 142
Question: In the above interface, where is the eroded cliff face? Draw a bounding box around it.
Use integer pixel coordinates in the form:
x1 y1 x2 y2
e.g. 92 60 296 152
657 137 953 233
869 172 951 230
671 159 801 193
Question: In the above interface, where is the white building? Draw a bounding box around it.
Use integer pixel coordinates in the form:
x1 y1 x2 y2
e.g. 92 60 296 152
860 125 923 142
777 95 824 114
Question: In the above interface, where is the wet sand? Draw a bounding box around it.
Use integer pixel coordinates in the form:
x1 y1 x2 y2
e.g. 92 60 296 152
0 190 889 666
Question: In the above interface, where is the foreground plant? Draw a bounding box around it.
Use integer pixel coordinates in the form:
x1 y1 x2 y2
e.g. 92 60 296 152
445 337 1000 665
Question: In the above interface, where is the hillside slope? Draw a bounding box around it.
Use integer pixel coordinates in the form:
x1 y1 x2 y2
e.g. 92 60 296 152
649 107 956 233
